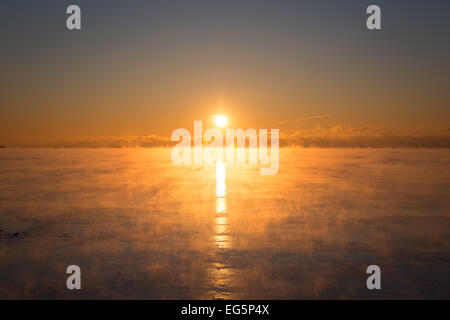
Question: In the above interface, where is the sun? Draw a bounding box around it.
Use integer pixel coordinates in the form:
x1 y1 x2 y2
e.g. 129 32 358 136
214 115 228 127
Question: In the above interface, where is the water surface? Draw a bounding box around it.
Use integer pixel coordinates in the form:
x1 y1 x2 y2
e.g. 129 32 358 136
0 148 449 299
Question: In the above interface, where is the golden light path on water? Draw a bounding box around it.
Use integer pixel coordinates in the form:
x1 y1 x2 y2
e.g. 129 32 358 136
215 160 229 247
208 159 233 299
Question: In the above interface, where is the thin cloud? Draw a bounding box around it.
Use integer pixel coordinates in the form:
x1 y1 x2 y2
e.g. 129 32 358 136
293 113 332 122
350 126 369 132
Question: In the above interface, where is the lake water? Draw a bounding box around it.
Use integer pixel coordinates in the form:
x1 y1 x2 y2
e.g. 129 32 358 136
0 148 449 299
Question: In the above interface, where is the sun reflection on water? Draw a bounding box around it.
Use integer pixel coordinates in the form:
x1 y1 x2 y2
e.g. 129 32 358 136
208 159 233 299
214 160 230 248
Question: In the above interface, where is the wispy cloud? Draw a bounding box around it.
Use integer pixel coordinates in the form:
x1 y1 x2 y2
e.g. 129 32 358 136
279 123 450 148
350 126 369 132
292 113 332 123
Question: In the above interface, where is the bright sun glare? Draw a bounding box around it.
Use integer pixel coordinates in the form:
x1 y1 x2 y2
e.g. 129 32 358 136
214 115 228 127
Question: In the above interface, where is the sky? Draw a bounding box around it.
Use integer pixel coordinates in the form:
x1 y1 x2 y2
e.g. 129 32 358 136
0 0 449 147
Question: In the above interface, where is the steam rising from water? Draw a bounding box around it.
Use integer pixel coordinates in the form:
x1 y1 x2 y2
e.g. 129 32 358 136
0 148 449 299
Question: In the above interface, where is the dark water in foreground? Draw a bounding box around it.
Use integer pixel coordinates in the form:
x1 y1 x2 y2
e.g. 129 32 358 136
0 148 449 299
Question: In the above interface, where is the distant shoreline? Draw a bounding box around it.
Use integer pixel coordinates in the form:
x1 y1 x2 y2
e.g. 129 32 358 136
2 135 450 149
1 146 450 150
